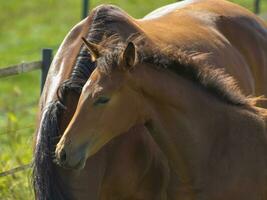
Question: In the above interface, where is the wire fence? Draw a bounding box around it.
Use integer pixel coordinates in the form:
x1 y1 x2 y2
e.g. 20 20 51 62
0 49 52 178
0 0 90 178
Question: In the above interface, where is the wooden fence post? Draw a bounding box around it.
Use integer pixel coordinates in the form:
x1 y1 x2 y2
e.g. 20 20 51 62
82 0 89 19
254 0 260 14
41 49 53 94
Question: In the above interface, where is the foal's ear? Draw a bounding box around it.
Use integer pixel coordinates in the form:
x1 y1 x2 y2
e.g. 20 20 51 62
82 37 100 61
120 42 136 71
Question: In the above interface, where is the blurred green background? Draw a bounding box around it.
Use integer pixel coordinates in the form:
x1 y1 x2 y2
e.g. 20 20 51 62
0 0 266 199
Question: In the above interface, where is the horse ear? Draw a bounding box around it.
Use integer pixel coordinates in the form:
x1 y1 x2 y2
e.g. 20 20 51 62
121 42 136 71
82 37 100 61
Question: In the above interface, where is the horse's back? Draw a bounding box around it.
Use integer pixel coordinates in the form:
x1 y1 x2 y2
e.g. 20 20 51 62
138 0 267 98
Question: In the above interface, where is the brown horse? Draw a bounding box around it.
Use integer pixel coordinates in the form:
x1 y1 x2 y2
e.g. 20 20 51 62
34 0 267 199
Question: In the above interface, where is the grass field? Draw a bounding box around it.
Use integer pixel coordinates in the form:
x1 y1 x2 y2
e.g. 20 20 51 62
0 0 266 199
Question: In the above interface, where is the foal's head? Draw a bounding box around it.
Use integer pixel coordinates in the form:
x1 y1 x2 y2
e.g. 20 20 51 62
55 38 147 169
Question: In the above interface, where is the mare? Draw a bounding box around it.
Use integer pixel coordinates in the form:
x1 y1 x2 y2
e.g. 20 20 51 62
34 0 267 199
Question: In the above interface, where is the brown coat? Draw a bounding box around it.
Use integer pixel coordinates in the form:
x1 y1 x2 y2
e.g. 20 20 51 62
35 1 267 200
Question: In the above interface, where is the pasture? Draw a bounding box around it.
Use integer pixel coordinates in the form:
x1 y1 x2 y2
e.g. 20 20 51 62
0 0 266 199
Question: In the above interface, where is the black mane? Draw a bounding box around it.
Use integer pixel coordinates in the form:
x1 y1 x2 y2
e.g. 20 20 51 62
33 101 67 200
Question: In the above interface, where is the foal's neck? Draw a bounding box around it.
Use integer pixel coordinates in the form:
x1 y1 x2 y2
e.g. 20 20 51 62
133 65 267 197
134 65 230 154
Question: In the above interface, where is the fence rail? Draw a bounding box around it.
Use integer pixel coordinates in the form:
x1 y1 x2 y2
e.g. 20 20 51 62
0 61 42 78
0 164 32 178
0 49 53 94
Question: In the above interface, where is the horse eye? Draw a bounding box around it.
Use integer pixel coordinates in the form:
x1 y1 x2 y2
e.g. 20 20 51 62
93 96 110 106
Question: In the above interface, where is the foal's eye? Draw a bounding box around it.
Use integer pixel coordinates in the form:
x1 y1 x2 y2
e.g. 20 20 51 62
93 96 110 106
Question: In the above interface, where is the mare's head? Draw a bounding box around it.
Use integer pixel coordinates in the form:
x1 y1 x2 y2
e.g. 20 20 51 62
55 37 147 169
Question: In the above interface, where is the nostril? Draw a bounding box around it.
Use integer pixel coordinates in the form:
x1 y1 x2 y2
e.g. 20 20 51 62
59 149 67 164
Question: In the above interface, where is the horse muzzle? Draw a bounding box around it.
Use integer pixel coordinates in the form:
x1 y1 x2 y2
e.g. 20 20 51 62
55 143 87 170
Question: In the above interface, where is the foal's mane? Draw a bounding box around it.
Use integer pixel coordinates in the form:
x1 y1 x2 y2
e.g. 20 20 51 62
97 35 250 107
